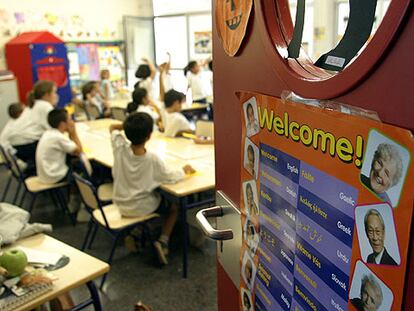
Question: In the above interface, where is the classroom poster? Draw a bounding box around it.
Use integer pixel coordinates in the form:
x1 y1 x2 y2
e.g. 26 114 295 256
238 92 414 311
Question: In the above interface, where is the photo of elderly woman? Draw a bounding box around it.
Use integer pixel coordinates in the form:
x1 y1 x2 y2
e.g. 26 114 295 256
360 130 410 207
349 261 393 311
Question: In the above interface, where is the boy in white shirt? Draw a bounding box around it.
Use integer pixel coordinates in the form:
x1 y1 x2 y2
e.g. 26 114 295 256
36 109 82 184
110 112 195 264
0 103 24 153
163 90 193 137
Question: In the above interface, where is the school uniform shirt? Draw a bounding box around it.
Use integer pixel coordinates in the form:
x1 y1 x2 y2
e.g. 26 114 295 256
36 129 77 184
138 77 154 99
0 118 18 152
161 72 173 93
8 100 53 146
101 79 114 99
111 130 185 217
137 105 159 123
163 112 192 137
187 71 212 101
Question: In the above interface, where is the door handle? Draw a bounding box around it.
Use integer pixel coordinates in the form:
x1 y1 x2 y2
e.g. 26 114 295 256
196 206 234 240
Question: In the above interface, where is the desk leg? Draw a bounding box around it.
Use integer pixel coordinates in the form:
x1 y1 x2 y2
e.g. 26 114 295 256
181 196 189 279
87 281 103 311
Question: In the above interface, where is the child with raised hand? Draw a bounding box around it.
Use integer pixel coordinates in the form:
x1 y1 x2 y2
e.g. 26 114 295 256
159 52 173 102
163 89 193 137
134 58 156 97
126 88 163 130
109 112 195 264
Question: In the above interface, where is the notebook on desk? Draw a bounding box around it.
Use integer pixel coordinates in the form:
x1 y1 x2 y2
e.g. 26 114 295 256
0 283 53 311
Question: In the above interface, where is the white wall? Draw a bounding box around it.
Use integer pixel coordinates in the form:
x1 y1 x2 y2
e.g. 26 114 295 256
0 0 153 69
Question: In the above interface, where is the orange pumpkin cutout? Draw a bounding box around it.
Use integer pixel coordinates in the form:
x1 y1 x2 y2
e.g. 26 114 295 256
215 0 253 57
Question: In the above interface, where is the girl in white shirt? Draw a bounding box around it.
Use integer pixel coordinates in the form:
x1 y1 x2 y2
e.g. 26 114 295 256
10 80 58 172
134 58 156 99
185 60 213 104
82 81 110 118
126 88 164 130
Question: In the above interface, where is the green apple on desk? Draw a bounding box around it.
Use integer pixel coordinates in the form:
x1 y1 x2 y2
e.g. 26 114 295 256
0 249 28 277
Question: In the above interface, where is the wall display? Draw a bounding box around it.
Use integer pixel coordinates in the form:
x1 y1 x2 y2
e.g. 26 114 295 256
238 92 414 311
215 0 253 56
194 31 212 54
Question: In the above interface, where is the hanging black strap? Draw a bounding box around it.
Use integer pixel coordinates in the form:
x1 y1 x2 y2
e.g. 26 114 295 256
287 0 306 59
314 0 378 71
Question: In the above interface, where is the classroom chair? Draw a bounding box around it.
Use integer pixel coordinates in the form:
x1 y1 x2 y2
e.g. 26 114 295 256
195 120 214 138
0 144 15 202
78 153 113 203
6 150 74 223
84 104 101 120
73 173 159 288
111 107 127 122
73 103 88 121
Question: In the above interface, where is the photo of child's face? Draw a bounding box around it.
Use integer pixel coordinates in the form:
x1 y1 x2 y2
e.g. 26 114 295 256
246 184 254 210
243 292 252 310
369 155 397 194
245 259 253 283
247 105 254 123
247 147 254 170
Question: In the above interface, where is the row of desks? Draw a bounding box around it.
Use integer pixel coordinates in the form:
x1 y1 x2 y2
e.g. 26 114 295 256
76 118 215 197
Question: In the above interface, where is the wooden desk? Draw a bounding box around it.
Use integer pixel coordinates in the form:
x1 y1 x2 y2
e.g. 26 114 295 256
3 234 109 311
76 119 216 197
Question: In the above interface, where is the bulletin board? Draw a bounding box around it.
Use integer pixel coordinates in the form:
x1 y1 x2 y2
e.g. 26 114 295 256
238 92 414 311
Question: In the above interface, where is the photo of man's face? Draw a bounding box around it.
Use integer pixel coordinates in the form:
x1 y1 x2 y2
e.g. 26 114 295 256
361 281 382 311
366 214 385 255
369 155 397 194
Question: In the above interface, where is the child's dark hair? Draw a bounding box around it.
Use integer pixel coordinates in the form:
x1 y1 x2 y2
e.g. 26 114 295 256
184 61 197 76
8 103 23 119
48 108 68 128
135 64 151 79
123 112 153 145
28 80 56 107
164 89 185 108
126 88 148 114
82 81 97 100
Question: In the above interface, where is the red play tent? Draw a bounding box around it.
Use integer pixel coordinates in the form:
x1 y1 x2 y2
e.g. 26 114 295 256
5 31 71 106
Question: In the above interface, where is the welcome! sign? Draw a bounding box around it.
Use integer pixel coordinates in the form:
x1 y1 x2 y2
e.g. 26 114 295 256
238 92 414 311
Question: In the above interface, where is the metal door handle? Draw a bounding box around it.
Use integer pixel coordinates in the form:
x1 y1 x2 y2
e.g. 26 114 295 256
196 206 234 240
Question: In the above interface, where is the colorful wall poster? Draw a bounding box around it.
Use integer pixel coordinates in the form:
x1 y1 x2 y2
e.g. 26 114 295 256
238 92 414 311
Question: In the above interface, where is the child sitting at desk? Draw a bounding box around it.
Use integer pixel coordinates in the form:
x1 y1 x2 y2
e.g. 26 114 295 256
126 87 163 130
109 112 195 264
0 102 24 152
36 109 83 211
8 80 59 173
163 89 193 137
82 81 111 118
